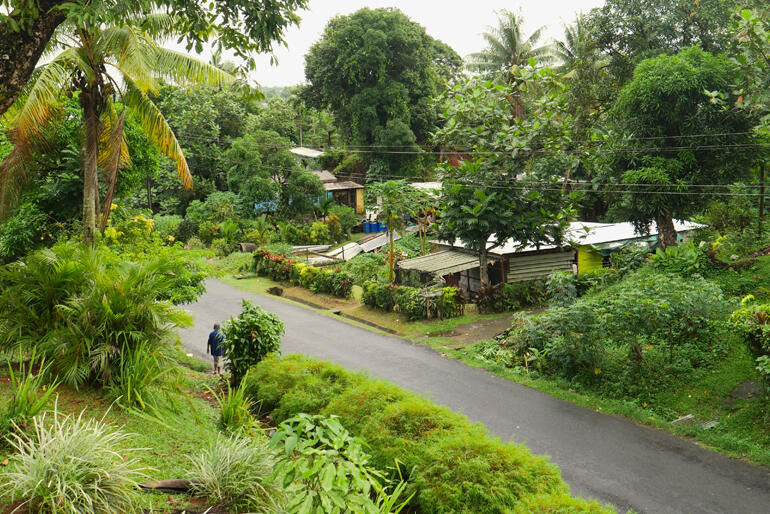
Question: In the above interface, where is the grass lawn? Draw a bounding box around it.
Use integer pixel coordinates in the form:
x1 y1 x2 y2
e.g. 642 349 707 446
0 357 223 512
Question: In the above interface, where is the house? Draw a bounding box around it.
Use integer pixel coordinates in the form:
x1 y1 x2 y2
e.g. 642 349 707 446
396 220 704 292
309 170 365 214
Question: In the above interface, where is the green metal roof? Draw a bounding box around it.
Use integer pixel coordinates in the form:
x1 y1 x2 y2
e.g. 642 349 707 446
397 250 486 276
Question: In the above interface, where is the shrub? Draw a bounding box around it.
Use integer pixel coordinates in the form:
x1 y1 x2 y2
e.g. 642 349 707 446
253 250 354 298
362 281 464 320
152 214 183 240
475 280 547 313
497 272 731 400
0 410 147 513
608 244 649 273
243 355 609 513
106 341 178 411
0 202 49 263
212 237 239 257
329 204 359 235
731 296 770 386
176 218 199 243
198 221 221 246
546 271 578 306
222 300 284 386
270 414 411 513
575 268 620 296
188 434 283 513
649 242 709 276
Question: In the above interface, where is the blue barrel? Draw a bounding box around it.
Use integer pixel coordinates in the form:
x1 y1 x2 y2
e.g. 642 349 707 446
363 221 371 233
373 222 381 232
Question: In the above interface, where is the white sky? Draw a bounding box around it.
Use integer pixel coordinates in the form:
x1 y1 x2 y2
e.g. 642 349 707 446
244 0 606 87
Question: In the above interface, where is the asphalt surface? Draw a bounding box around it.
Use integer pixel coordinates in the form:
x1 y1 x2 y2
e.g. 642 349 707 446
179 279 770 513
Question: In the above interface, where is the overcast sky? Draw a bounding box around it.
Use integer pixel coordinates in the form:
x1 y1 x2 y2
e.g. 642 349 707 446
243 0 606 87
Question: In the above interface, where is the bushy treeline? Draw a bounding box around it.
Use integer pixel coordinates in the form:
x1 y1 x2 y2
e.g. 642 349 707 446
361 280 464 321
253 249 354 298
243 354 612 513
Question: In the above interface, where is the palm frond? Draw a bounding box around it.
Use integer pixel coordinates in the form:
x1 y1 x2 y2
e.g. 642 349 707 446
121 77 192 190
99 26 155 92
148 47 235 88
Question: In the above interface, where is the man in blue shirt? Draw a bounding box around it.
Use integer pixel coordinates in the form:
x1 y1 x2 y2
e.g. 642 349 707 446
207 323 224 375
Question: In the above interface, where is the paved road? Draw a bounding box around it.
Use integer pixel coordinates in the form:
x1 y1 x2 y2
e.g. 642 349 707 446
180 279 770 513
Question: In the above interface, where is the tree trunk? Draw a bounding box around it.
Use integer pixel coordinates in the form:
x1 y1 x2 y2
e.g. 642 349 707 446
81 91 99 245
757 166 765 239
656 214 678 250
146 174 153 211
388 212 395 283
0 1 67 115
478 244 489 286
99 112 126 233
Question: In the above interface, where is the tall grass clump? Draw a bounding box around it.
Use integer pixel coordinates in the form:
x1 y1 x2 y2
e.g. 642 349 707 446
214 383 255 433
0 409 147 513
0 352 59 440
188 434 284 513
243 354 612 513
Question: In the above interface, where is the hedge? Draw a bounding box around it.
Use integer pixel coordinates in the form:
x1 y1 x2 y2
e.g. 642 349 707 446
242 355 613 514
361 280 464 321
253 249 353 298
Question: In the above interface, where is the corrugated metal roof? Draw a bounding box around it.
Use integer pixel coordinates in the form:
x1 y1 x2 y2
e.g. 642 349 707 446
397 250 487 276
438 220 705 255
325 181 364 191
290 147 323 158
310 170 338 183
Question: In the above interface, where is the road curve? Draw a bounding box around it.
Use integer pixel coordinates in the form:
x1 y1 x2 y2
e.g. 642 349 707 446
179 279 770 513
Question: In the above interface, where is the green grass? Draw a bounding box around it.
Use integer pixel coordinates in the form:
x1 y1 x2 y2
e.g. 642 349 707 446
0 360 222 512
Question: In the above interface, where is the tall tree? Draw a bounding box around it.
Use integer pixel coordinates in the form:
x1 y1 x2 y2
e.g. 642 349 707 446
586 0 739 89
466 9 553 120
434 69 578 285
303 8 460 177
0 13 232 243
0 0 307 117
603 47 757 248
466 9 553 81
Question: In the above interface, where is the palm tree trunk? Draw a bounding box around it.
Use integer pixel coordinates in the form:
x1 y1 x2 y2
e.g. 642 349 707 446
99 112 126 233
82 90 99 245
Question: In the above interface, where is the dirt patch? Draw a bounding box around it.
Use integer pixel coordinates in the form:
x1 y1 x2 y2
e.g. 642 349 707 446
430 315 515 347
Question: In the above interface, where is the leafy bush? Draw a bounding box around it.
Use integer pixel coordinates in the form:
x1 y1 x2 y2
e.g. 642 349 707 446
0 202 49 263
253 250 354 298
496 272 731 400
362 281 464 320
198 221 221 246
546 271 578 306
475 280 547 313
329 204 359 235
222 300 284 386
188 434 283 513
731 296 770 386
0 409 147 513
212 237 239 257
393 233 422 259
106 341 179 411
152 214 183 240
574 268 620 296
270 414 411 513
608 244 649 273
176 218 199 243
1 353 59 439
243 355 610 513
649 242 709 276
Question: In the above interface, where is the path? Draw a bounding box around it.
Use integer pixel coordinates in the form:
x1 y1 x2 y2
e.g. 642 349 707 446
179 279 770 513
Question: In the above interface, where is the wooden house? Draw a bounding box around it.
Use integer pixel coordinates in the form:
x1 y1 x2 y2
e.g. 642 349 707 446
397 220 703 292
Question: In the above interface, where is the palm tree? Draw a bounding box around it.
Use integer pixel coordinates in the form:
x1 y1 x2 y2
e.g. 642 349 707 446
466 9 554 82
466 9 553 119
0 14 234 243
552 14 602 75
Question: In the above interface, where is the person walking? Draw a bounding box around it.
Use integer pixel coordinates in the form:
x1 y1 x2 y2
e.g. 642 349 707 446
207 323 224 375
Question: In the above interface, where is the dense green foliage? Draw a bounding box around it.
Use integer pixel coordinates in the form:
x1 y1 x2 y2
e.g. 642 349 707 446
361 281 464 321
731 296 770 385
253 249 354 299
0 353 59 439
242 354 611 513
474 280 549 313
485 272 731 401
222 300 284 387
0 243 202 401
303 7 461 176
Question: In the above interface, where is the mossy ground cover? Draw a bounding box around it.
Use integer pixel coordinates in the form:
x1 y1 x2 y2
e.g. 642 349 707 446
0 358 223 512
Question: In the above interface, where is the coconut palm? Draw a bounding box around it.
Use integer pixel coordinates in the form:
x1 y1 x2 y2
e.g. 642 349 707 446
0 14 234 243
552 14 604 75
466 9 554 83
